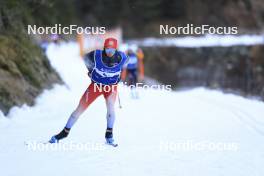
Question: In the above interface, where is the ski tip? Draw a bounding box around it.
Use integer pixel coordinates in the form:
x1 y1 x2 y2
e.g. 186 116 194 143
106 142 118 147
111 144 118 147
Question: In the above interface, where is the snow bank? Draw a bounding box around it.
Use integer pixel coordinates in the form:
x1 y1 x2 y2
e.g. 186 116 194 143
127 34 264 47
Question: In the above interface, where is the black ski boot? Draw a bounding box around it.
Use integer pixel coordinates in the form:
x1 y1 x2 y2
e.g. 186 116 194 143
49 127 70 143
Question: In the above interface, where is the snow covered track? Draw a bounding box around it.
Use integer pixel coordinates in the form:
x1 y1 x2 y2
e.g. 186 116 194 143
1 42 264 176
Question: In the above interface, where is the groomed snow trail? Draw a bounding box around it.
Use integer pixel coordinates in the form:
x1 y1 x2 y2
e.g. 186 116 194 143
1 42 264 176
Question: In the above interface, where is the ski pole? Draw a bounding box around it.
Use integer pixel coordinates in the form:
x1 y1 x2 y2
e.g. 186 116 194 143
117 92 122 109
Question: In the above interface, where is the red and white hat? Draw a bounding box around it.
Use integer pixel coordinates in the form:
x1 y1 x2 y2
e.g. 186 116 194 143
104 38 118 49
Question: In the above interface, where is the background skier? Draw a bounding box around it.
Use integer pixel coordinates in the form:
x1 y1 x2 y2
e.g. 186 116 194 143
121 48 144 98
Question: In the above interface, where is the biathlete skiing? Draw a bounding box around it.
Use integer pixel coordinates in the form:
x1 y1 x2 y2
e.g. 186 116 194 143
49 37 129 146
121 48 144 98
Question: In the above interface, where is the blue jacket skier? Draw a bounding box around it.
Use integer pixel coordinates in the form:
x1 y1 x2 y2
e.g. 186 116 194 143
49 38 129 145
